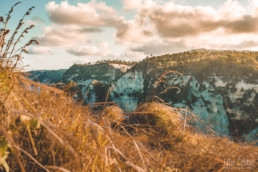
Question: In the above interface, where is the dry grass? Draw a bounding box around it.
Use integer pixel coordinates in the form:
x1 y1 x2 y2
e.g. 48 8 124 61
124 103 257 171
0 70 147 171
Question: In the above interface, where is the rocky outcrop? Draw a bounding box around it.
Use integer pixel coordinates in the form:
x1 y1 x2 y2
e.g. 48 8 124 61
62 63 132 103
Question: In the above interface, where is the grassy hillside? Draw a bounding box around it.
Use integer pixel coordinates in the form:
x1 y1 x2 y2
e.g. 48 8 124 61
145 49 258 69
137 49 258 83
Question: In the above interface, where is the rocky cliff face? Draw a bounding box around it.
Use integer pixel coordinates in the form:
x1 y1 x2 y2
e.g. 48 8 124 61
60 50 257 141
62 63 131 103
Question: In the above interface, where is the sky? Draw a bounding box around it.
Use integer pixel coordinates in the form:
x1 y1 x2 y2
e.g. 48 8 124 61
1 0 258 70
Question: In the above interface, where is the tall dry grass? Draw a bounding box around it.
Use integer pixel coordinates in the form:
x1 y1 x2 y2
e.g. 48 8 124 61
0 2 257 172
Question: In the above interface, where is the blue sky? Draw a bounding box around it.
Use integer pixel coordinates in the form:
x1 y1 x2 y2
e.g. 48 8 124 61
1 0 257 70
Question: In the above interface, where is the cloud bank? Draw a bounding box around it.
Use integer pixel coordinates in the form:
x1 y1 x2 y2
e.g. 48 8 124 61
33 0 258 59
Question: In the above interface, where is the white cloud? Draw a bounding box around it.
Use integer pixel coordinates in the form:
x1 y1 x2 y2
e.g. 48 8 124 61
122 0 159 11
46 1 124 27
33 24 114 57
218 0 245 18
67 42 111 57
32 1 124 58
25 16 45 26
249 0 258 16
117 0 258 55
116 17 157 44
123 0 142 10
143 1 257 37
28 46 53 55
34 25 89 47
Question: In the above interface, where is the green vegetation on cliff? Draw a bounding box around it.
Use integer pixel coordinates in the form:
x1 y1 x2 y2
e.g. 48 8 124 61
146 49 258 70
76 59 139 66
